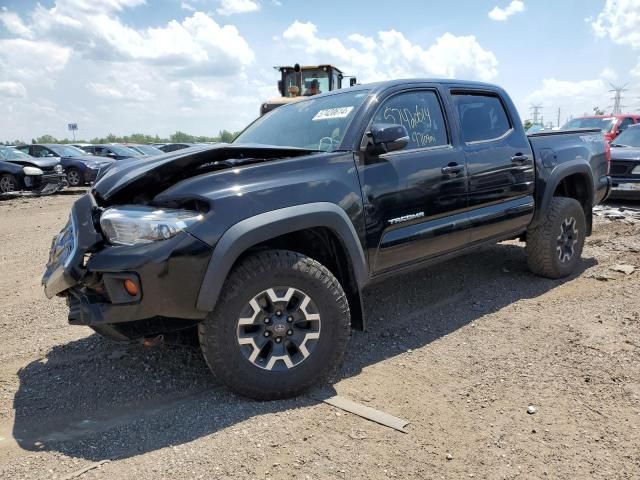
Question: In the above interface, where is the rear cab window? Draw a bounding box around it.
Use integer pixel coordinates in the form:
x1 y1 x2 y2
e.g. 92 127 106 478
371 90 449 150
453 93 512 143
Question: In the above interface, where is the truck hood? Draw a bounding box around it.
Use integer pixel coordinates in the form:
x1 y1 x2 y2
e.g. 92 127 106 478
610 146 640 161
92 143 320 204
6 157 59 169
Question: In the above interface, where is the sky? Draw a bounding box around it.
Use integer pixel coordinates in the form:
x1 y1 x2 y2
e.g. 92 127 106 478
0 0 639 141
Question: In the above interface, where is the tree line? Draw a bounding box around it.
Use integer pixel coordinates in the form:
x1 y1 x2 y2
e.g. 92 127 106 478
2 130 240 146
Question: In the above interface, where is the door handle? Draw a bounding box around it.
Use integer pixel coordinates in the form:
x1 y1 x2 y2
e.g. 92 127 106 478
441 164 465 175
511 154 529 165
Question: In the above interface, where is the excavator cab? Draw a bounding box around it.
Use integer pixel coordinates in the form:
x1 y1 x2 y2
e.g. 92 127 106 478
260 64 356 116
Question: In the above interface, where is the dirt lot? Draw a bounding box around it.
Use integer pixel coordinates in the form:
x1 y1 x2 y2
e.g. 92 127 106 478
0 190 639 479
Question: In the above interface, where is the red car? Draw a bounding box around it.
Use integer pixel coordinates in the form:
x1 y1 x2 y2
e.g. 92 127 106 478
562 114 640 142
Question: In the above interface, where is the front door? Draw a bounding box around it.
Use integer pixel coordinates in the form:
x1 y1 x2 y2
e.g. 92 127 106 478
357 88 468 276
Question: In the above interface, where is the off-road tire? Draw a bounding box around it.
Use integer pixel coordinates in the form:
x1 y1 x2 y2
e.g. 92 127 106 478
198 250 351 400
526 196 586 279
0 174 19 194
66 168 82 187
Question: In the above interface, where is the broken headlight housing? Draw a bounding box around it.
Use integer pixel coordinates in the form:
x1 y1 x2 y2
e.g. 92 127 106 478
99 206 203 246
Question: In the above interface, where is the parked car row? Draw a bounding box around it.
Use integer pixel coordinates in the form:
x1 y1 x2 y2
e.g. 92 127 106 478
562 114 640 143
0 146 67 195
608 123 640 198
0 141 202 196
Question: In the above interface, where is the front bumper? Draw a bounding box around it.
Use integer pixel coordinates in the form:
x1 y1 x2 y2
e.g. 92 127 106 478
42 194 213 326
24 173 67 195
610 176 640 196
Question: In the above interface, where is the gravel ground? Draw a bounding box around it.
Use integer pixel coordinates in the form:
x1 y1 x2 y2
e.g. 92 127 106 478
0 190 639 479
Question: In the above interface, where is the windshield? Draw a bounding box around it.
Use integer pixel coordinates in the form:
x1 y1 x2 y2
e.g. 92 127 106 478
235 89 370 151
562 117 616 132
130 145 162 155
611 127 640 147
0 146 32 161
109 145 141 156
49 145 88 157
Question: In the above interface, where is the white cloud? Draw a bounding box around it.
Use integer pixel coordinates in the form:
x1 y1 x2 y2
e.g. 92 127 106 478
600 67 618 81
282 21 498 82
0 7 33 38
53 0 147 14
172 80 221 100
0 1 262 140
18 6 255 76
181 1 195 11
347 33 376 50
0 81 27 98
217 0 260 15
0 39 71 80
591 0 640 48
488 1 525 21
88 81 154 101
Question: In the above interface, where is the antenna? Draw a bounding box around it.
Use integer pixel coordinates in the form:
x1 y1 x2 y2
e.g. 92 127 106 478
608 83 628 115
530 103 543 125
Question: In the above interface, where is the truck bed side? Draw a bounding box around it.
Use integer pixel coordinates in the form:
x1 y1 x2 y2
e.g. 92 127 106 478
527 128 610 233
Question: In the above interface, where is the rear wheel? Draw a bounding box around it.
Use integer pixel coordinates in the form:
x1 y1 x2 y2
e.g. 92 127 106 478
0 174 18 194
66 168 82 187
198 250 350 400
526 196 586 279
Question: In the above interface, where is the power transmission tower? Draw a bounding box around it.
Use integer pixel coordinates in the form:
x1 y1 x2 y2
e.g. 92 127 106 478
530 104 543 125
608 83 628 115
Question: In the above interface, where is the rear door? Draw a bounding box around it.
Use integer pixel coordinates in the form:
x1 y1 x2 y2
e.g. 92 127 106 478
358 87 469 275
451 90 535 242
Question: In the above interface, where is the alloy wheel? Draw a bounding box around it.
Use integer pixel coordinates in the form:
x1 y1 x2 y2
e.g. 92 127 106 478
556 216 578 263
0 175 16 193
236 287 321 371
67 170 81 186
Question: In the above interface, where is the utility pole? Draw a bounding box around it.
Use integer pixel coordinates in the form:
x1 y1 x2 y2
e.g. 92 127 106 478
557 108 561 128
609 83 628 115
530 103 543 125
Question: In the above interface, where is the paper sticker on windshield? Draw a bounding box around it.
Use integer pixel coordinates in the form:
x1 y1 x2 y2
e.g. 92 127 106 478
312 107 354 121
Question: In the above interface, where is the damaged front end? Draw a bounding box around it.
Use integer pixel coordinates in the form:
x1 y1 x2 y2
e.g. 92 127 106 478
42 144 319 340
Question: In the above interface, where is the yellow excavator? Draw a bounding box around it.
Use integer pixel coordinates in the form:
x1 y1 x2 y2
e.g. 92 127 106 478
260 63 357 116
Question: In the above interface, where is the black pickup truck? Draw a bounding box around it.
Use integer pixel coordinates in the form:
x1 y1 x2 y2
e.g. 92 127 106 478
42 79 610 399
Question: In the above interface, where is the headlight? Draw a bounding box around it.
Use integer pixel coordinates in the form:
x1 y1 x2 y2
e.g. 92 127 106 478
23 166 43 175
99 206 203 246
633 165 640 174
54 164 63 174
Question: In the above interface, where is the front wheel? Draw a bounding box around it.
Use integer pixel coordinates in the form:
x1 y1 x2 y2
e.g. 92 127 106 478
526 196 586 279
66 168 82 187
198 250 351 400
0 174 19 194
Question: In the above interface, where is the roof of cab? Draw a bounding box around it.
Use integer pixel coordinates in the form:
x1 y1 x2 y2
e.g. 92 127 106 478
296 78 502 100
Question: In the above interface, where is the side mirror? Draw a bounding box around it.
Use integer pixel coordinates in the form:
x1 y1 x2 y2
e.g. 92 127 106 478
106 152 116 158
364 123 409 156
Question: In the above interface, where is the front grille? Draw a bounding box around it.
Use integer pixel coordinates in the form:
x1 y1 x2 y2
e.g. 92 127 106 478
610 161 638 177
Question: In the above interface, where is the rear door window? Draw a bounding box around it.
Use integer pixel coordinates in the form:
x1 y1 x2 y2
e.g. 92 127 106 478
454 93 512 143
32 146 49 157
